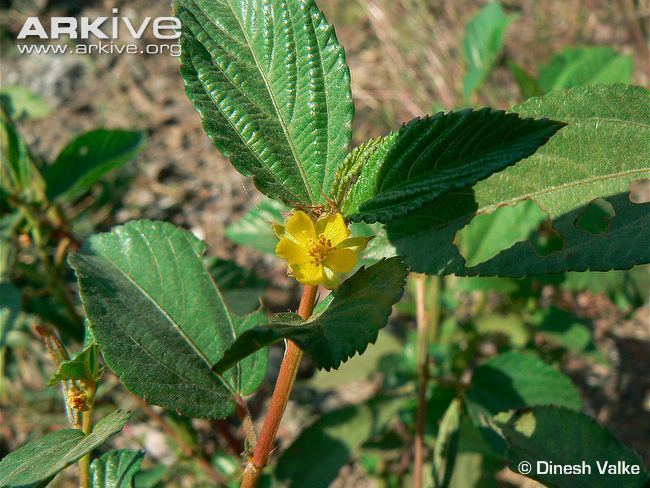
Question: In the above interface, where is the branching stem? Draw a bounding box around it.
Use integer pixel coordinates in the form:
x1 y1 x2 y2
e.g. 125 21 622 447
241 284 318 488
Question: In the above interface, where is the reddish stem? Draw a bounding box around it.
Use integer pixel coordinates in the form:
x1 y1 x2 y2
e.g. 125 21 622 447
241 285 318 487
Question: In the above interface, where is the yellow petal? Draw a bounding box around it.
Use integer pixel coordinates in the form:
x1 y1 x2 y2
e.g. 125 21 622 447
324 248 357 273
291 262 325 286
316 213 350 246
337 235 373 252
322 266 341 289
285 211 316 246
276 237 309 264
272 223 286 239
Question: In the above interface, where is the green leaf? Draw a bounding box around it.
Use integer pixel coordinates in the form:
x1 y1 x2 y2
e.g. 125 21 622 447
225 198 288 254
90 449 144 488
205 257 267 315
0 281 21 349
214 257 408 372
0 410 130 488
466 351 582 417
0 85 52 120
275 396 405 488
46 129 146 201
533 307 595 354
455 200 548 267
337 109 563 223
462 2 514 100
538 46 633 93
175 0 354 206
70 220 267 419
473 314 529 348
433 398 462 488
48 343 104 386
387 84 650 276
496 406 647 487
507 61 543 100
1 107 45 201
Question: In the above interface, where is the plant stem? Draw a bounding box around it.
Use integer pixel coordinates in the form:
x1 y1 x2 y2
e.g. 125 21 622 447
78 380 96 488
241 284 318 488
414 275 440 488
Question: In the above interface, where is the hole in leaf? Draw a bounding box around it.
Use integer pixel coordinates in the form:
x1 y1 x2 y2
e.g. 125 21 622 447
575 198 615 235
629 179 650 204
78 145 89 156
454 200 548 267
530 221 564 256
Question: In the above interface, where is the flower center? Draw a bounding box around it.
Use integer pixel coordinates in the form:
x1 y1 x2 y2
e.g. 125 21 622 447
306 233 333 265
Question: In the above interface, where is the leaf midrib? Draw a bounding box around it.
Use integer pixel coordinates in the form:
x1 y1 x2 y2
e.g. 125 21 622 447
218 0 318 202
99 254 235 395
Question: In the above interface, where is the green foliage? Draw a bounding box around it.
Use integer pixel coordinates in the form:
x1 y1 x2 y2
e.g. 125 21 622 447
533 307 596 355
0 281 21 349
214 257 408 371
275 396 405 488
90 449 145 488
496 406 647 487
175 0 354 206
538 46 633 93
432 398 462 488
466 352 582 417
48 343 104 386
0 85 52 120
225 198 288 254
45 129 146 201
337 109 563 223
387 84 650 275
462 2 514 100
205 257 267 315
70 220 268 418
0 410 130 487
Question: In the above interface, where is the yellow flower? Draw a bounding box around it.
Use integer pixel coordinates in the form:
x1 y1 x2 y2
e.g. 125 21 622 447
274 211 372 289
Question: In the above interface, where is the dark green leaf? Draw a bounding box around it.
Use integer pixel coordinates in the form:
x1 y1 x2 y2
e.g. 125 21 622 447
0 410 130 488
205 257 267 315
176 0 354 205
538 46 633 93
46 129 146 201
225 198 288 254
276 396 405 488
70 220 267 419
533 307 595 354
433 398 462 488
90 449 144 488
462 2 513 100
387 84 650 275
0 281 21 349
466 351 582 416
496 406 647 487
214 257 408 372
337 109 563 223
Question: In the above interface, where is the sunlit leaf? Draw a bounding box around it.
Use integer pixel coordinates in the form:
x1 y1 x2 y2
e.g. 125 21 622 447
176 0 354 205
90 449 144 488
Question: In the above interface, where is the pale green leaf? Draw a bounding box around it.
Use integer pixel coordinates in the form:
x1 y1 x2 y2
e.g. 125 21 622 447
225 198 288 254
538 46 633 93
0 410 130 488
70 220 267 419
386 84 650 276
496 406 647 487
463 2 514 100
214 257 408 371
176 0 354 205
0 85 52 120
433 398 462 488
337 109 563 223
466 351 582 417
90 449 144 488
46 129 146 201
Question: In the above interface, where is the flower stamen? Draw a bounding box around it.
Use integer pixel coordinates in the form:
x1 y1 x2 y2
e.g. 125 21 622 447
306 234 333 265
